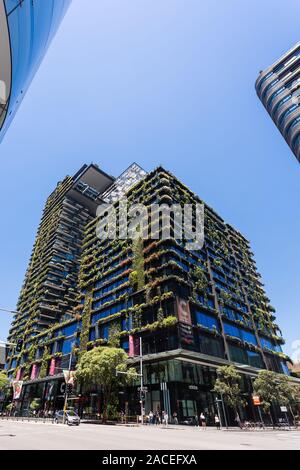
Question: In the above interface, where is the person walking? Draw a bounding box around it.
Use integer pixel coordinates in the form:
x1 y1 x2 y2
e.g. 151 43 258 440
194 414 199 427
155 410 161 425
148 410 154 425
214 414 220 430
173 412 178 425
164 411 169 427
235 412 243 429
200 412 206 429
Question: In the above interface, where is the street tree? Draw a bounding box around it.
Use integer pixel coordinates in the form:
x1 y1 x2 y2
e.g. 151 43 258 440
0 371 9 391
253 370 295 424
75 346 138 422
29 398 41 412
213 365 246 421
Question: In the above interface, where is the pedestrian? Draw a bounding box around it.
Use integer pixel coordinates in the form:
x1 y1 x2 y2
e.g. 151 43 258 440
200 412 206 429
173 412 178 425
235 413 243 429
164 411 169 427
155 410 160 425
214 414 220 430
148 410 154 425
194 414 199 427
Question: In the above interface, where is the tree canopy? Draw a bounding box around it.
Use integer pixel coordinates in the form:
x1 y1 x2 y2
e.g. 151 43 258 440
0 372 9 391
75 346 138 421
253 370 296 415
213 365 245 417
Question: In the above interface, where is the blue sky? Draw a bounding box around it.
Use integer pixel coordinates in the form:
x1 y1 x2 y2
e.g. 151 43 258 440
0 0 299 358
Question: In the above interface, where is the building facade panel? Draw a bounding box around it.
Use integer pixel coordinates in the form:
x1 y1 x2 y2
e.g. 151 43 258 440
0 0 72 142
256 41 300 163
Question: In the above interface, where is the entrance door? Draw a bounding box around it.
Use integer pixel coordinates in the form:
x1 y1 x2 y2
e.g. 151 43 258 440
179 399 197 418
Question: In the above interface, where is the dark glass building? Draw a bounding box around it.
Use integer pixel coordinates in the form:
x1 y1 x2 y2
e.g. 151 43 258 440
256 41 300 163
5 163 291 423
0 0 72 141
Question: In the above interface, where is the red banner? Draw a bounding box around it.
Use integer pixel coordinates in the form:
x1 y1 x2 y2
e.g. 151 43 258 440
30 364 38 380
128 335 140 357
49 358 56 376
128 335 135 357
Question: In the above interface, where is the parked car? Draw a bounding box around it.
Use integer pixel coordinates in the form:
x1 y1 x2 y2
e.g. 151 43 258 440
180 417 196 426
55 410 80 426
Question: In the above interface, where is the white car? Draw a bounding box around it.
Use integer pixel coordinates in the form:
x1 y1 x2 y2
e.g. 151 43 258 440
55 410 80 426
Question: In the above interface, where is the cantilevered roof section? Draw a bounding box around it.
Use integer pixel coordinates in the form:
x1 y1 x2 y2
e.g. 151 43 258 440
68 164 115 215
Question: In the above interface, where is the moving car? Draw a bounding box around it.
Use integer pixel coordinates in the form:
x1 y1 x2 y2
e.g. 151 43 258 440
55 410 80 426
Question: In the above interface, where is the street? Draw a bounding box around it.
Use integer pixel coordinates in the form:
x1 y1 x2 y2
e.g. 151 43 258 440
0 420 299 450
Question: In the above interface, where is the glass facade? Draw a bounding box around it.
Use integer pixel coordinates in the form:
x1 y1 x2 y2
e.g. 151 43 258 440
0 0 72 141
256 41 300 163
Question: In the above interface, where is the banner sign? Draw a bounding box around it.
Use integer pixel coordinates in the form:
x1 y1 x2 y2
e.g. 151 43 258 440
179 323 194 345
128 335 140 357
63 370 75 385
252 395 261 406
30 364 39 380
177 298 192 325
12 380 23 400
15 369 21 381
128 335 134 357
49 358 56 376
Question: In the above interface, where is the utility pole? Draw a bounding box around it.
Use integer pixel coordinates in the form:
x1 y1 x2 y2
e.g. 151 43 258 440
139 337 144 425
220 393 228 428
62 350 73 424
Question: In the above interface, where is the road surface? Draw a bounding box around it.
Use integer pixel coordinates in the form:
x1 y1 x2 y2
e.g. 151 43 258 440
0 420 299 450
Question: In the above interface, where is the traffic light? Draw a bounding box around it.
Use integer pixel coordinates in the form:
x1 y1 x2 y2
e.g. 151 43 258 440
15 339 23 353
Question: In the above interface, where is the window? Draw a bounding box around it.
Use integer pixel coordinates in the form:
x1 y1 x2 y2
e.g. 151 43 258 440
247 351 264 368
89 328 96 341
91 299 133 325
224 321 257 345
228 344 247 364
100 324 109 340
61 337 77 355
198 334 224 358
280 361 290 375
260 336 282 352
64 323 79 337
278 104 298 128
195 311 219 331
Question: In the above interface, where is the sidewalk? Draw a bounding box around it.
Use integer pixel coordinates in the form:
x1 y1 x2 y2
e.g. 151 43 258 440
1 416 299 432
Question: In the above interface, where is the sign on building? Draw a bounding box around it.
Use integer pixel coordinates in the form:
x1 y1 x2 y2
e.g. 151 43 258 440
252 395 261 406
